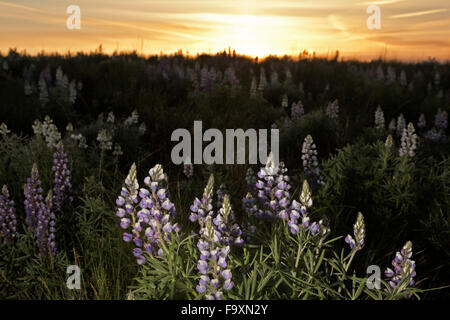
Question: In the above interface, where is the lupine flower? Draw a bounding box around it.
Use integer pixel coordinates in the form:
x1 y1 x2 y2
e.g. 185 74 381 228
397 114 406 137
258 67 266 92
281 94 288 108
38 77 49 106
254 152 292 220
189 174 215 226
33 116 61 148
385 135 393 150
213 195 244 246
69 80 77 104
35 191 57 256
0 123 11 137
399 123 418 157
386 66 396 84
374 106 385 130
97 129 113 151
344 212 365 250
196 217 234 300
388 118 396 133
399 70 407 87
138 123 147 136
250 76 257 98
424 128 446 142
326 99 339 119
183 158 194 179
417 114 426 129
124 110 139 128
52 141 73 212
70 133 88 149
116 163 180 264
24 164 44 230
113 144 123 157
291 100 304 120
66 122 74 132
384 241 416 298
434 109 448 131
0 185 19 244
301 135 325 186
107 112 115 124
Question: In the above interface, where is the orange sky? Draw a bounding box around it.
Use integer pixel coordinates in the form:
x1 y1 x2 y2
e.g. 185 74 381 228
0 0 449 61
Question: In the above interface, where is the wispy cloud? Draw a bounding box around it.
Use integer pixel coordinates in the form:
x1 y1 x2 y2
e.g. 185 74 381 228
390 8 448 18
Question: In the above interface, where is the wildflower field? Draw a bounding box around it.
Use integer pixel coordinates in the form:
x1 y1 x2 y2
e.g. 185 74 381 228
0 50 449 300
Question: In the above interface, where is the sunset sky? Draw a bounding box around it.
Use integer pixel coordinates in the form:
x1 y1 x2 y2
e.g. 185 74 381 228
0 0 449 60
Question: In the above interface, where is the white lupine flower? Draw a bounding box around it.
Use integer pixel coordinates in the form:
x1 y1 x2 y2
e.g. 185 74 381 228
0 123 11 136
386 66 396 84
397 114 406 136
200 65 209 90
77 81 83 91
301 135 324 185
124 110 139 128
434 72 440 87
69 80 77 104
399 70 407 87
250 76 257 98
97 129 113 151
107 112 115 124
24 80 33 95
399 123 418 158
281 94 288 108
2 61 8 71
32 120 43 136
62 75 69 89
113 144 123 157
41 116 61 148
66 122 74 132
39 78 49 106
56 66 64 85
385 135 393 150
138 122 147 136
376 65 385 81
70 133 88 149
388 118 396 133
258 67 266 92
374 106 385 130
270 71 279 86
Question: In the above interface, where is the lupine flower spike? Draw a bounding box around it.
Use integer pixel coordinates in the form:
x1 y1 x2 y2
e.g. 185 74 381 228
52 141 73 212
384 241 416 298
24 163 44 230
0 185 19 244
344 212 365 251
36 191 57 256
399 123 418 157
190 174 215 227
374 106 385 130
301 135 325 186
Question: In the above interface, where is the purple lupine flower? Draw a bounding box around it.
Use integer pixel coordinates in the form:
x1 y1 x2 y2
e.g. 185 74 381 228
52 141 72 212
213 195 244 246
326 99 339 119
0 185 19 244
189 174 214 226
301 135 325 186
195 217 234 300
287 180 327 236
245 168 257 196
35 191 57 256
183 162 194 179
417 114 426 129
24 163 44 230
116 163 180 264
434 109 448 131
384 241 416 298
344 212 365 250
254 152 292 220
291 100 305 121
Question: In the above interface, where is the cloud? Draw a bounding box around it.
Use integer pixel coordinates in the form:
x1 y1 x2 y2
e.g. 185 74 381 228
390 8 448 18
